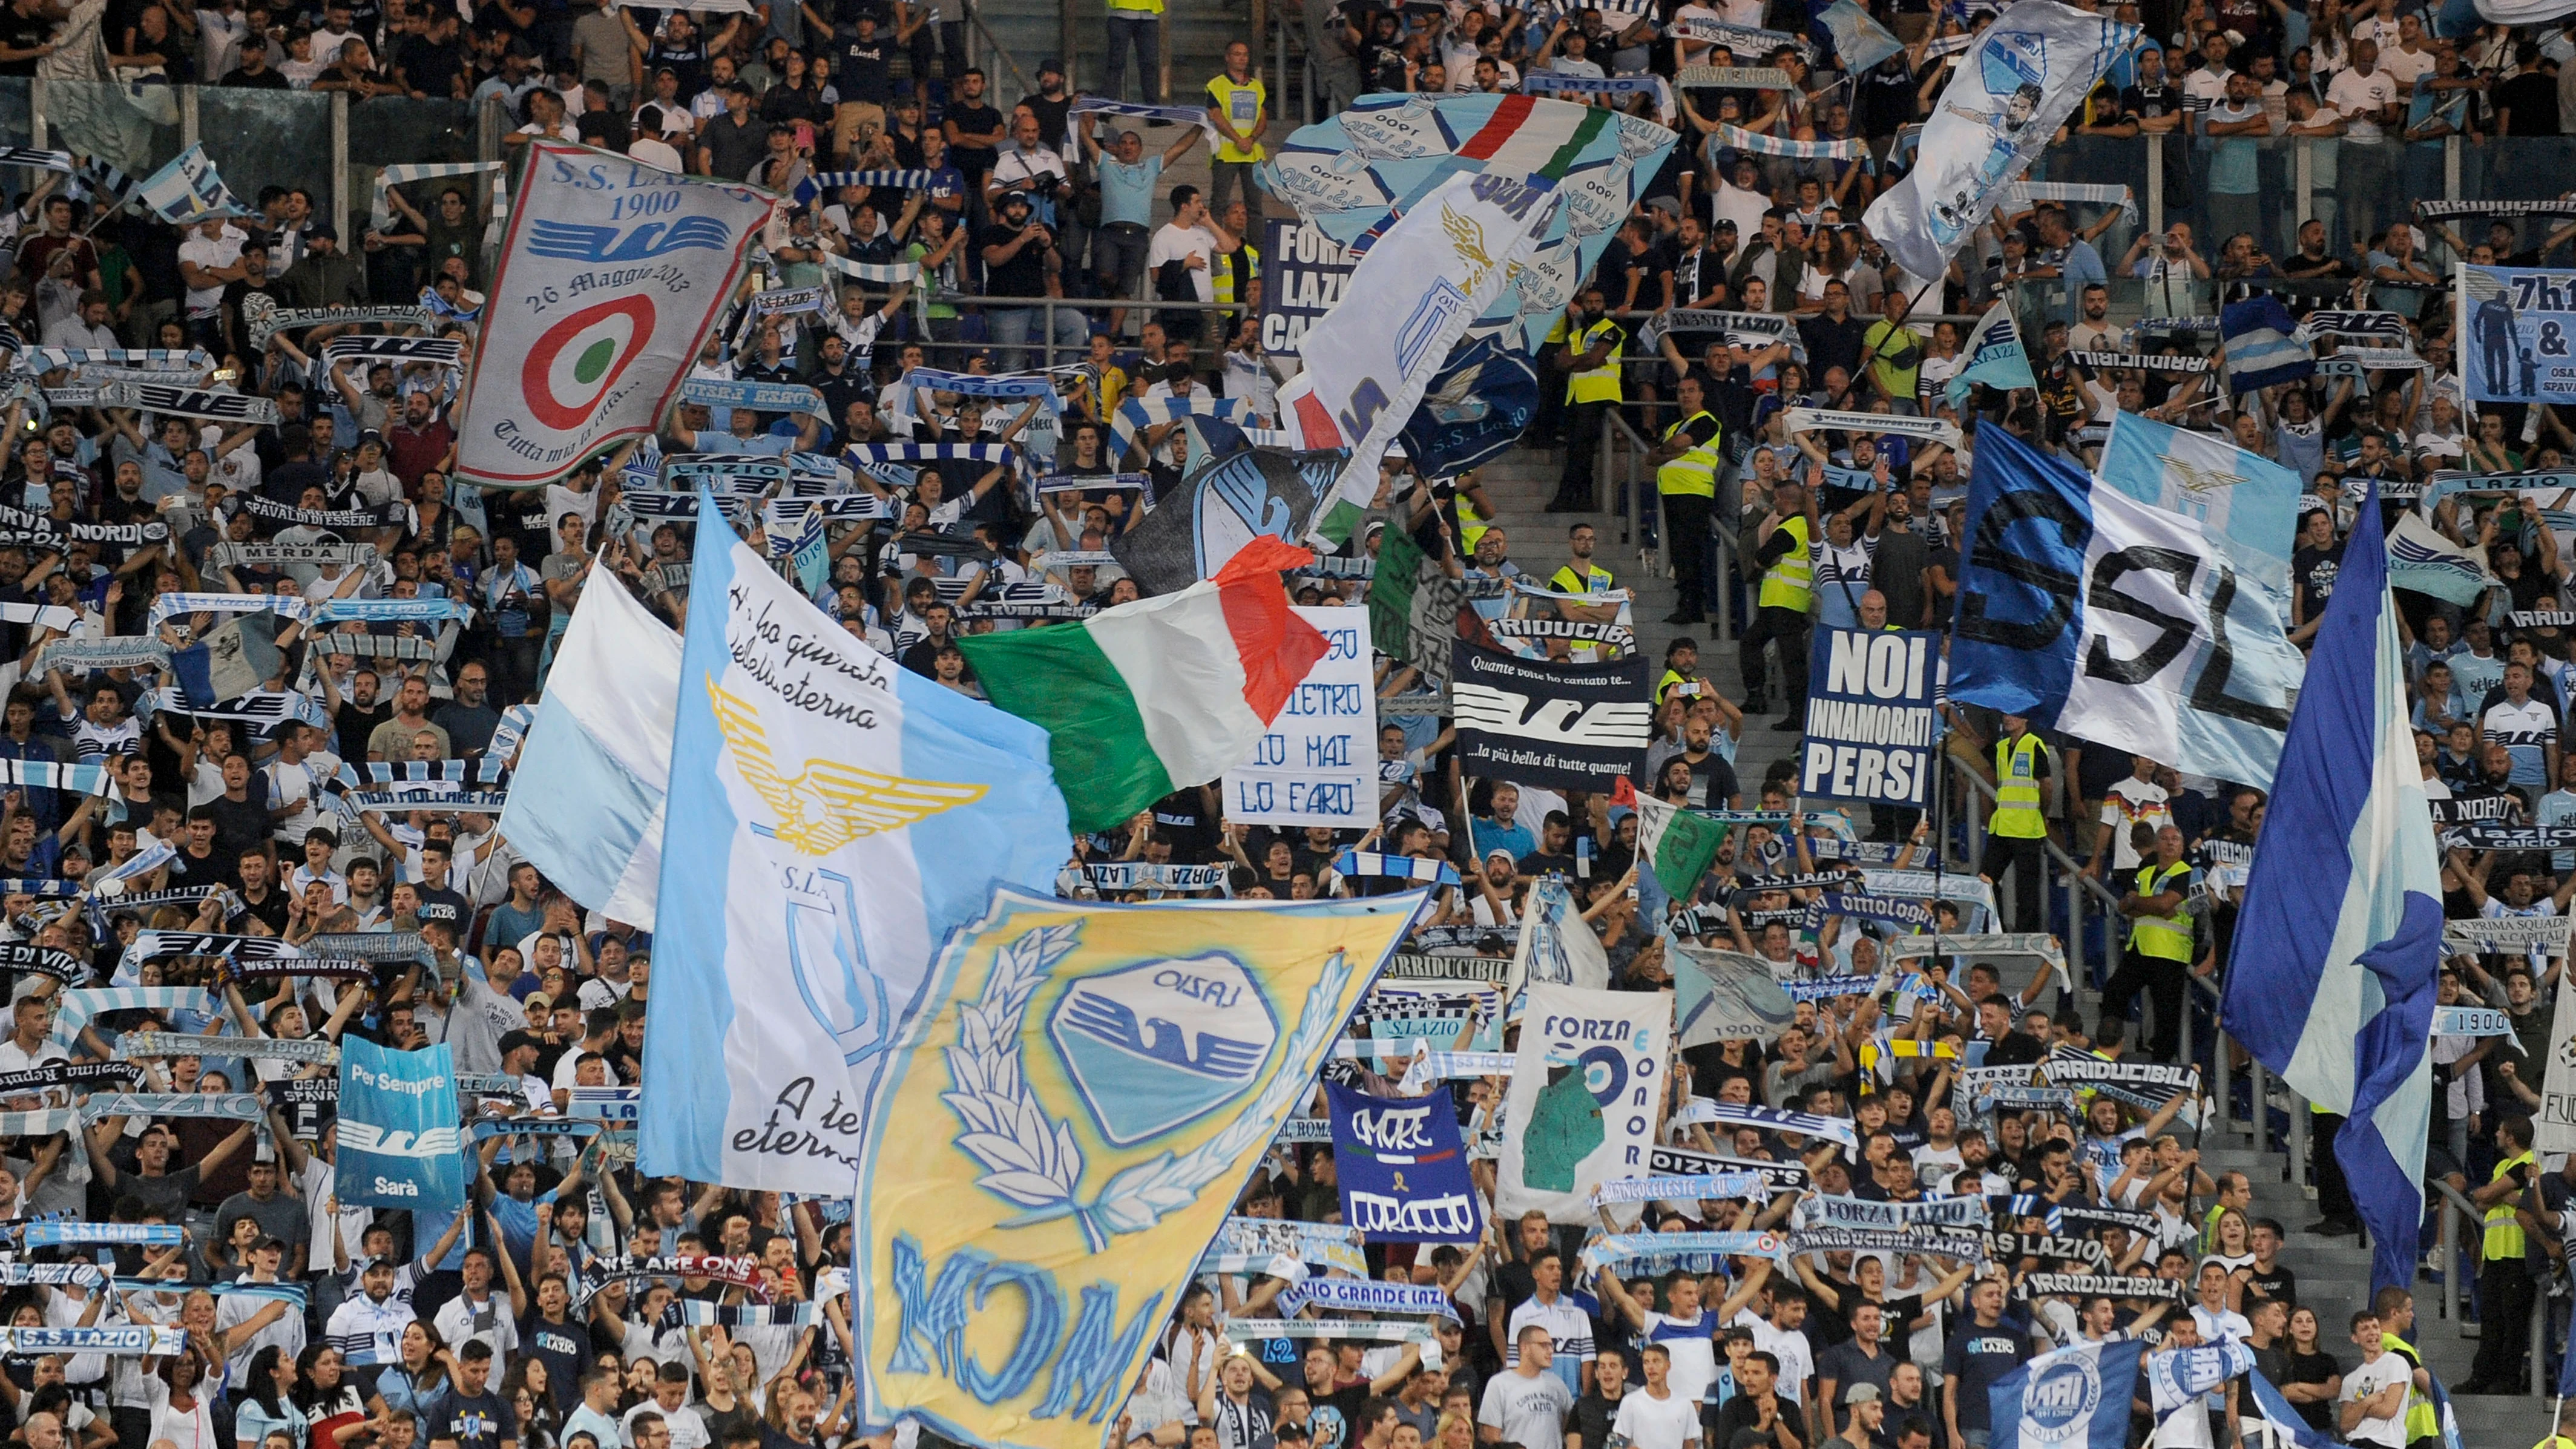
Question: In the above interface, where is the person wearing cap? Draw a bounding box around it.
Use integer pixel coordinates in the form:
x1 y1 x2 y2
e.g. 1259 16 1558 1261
976 188 1083 371
1822 1384 1879 1449
275 221 361 310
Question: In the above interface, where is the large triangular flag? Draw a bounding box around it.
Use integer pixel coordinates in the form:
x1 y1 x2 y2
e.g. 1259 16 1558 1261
955 536 1329 832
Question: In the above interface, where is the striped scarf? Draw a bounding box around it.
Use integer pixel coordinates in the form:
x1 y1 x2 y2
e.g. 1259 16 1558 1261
1713 123 1870 159
0 601 77 632
0 149 73 175
0 758 111 797
844 442 1017 466
1333 850 1460 886
794 170 934 203
19 347 209 375
148 591 307 628
369 161 508 247
814 251 919 286
0 1109 73 1137
1710 1100 1860 1145
1111 393 1254 454
47 987 212 1046
1065 96 1214 147
1999 180 2137 225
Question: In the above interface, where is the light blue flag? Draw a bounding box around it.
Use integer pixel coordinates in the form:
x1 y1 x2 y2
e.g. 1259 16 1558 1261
1815 0 1902 74
642 489 1073 1194
1950 424 2300 786
2221 481 2443 1295
1947 304 2037 408
335 1037 467 1214
2099 410 2302 602
1990 1338 2142 1449
2385 512 2497 606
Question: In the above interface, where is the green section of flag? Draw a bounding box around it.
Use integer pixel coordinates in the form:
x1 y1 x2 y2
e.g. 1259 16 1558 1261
952 624 1176 834
1367 528 1425 662
1637 792 1729 901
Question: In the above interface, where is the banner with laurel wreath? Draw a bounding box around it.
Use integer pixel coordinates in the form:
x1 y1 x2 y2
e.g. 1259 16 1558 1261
849 885 1424 1449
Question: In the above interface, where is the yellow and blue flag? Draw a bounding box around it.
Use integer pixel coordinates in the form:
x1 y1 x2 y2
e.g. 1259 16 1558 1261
850 886 1421 1449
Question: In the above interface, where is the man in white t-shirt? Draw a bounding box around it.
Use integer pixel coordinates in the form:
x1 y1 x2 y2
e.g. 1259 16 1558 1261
2093 754 2172 875
1732 1289 1815 1408
2338 1313 2411 1448
1610 1347 1700 1449
1146 185 1236 306
2326 39 2401 140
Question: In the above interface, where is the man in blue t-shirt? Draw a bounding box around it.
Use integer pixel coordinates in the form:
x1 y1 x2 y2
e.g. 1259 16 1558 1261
1940 1278 2034 1448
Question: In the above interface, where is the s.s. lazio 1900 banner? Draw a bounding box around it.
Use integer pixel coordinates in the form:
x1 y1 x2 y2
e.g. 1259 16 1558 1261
455 142 776 488
1496 981 1673 1227
850 888 1419 1449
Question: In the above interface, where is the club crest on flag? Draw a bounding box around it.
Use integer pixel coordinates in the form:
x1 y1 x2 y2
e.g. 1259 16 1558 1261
527 215 735 262
1047 953 1280 1145
2023 1350 2106 1439
706 677 987 855
852 890 1416 1449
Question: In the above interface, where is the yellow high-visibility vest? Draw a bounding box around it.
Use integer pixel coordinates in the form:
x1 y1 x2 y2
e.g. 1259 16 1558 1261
1755 514 1812 612
2486 1149 2535 1260
2129 861 2194 962
1566 317 1623 403
1657 410 1721 498
1993 734 2048 840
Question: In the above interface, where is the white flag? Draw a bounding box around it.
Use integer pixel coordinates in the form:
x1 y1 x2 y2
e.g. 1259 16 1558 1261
2537 958 2576 1156
1861 2 2138 281
455 141 775 489
1279 171 1561 545
2058 481 2301 787
1496 982 1672 1226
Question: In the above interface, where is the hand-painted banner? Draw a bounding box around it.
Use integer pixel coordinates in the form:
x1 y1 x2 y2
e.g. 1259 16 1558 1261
1327 1080 1483 1242
2461 266 2576 404
1497 981 1672 1226
1226 608 1374 828
849 890 1415 1449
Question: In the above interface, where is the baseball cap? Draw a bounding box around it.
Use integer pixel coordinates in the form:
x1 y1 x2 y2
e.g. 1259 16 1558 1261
1844 1384 1881 1405
306 221 337 241
1039 56 1064 74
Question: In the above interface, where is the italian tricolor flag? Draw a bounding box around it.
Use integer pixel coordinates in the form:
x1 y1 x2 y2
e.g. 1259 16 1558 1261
957 537 1330 832
1615 778 1727 901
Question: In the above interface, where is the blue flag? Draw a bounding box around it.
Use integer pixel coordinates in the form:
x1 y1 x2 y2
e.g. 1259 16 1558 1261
1326 1080 1484 1241
1990 1338 2142 1449
335 1037 467 1214
1398 335 1540 478
2221 294 2315 393
1946 422 2091 718
2221 481 2443 1295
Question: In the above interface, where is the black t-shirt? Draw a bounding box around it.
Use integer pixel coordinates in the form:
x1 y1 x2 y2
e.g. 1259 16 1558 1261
1710 1393 1806 1447
2285 1348 2340 1431
206 794 269 859
335 700 390 763
2246 1260 2296 1307
0 9 50 76
218 63 291 87
1149 788 1217 861
168 843 242 893
836 34 892 104
1568 1388 1624 1449
393 31 465 98
2497 71 2560 135
2293 542 2342 623
945 102 1004 172
234 884 291 935
976 221 1051 298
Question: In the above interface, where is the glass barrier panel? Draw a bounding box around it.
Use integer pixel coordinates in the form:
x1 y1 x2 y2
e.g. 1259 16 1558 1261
0 77 31 150
196 87 329 225
44 77 180 181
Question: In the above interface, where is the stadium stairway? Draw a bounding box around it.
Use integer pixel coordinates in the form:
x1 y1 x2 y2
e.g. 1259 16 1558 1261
2190 1124 2550 1443
974 0 1243 128
1469 438 1809 795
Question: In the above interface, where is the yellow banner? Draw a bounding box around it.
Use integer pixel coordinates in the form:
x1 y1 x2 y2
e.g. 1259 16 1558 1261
852 887 1422 1449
